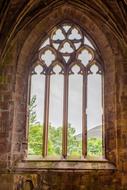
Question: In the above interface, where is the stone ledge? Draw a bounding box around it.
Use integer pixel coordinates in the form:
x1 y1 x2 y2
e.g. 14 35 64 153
15 159 116 172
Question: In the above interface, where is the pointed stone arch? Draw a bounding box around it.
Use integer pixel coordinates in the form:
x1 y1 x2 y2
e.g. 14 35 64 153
9 4 119 167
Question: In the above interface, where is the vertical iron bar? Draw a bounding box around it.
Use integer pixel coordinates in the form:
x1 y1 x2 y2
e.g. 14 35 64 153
43 74 50 157
62 73 69 158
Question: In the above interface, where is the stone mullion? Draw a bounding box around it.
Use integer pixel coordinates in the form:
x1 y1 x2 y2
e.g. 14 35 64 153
43 74 50 157
101 73 105 158
62 73 69 158
26 74 32 149
82 74 87 158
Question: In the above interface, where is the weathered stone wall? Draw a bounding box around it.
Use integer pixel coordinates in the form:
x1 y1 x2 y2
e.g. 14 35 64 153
0 171 123 190
0 3 127 190
9 171 122 190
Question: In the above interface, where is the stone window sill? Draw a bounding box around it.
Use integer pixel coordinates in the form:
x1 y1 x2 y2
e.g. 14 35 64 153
15 157 116 172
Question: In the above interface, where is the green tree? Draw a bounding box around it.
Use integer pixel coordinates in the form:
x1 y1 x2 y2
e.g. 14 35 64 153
28 95 43 155
87 138 102 158
28 124 42 155
48 124 62 156
29 95 37 126
68 124 82 158
28 95 102 157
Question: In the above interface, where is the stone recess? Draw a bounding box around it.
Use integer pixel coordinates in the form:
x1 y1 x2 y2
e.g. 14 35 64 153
0 1 127 190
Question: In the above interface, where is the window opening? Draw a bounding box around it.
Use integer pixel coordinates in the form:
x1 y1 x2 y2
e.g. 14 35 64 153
48 65 63 158
87 65 103 158
28 23 103 159
68 65 82 159
28 65 45 155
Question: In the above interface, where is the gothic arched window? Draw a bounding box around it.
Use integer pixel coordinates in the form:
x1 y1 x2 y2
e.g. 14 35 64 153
28 23 103 159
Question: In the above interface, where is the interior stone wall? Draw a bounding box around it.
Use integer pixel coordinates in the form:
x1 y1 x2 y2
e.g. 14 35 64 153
8 171 122 190
0 3 127 190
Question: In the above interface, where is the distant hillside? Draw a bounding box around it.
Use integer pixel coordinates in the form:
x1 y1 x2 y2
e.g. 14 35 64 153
76 125 102 139
88 125 102 138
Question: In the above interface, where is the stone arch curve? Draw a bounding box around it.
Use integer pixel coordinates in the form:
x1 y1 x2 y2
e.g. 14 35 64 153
11 4 118 165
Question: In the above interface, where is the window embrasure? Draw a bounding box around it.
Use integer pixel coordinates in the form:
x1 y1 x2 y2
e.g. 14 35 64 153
27 23 104 160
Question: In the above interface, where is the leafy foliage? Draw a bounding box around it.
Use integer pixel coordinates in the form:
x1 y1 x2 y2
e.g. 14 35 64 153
28 95 102 158
87 138 102 158
48 124 62 156
28 124 102 157
29 95 37 125
68 124 82 158
28 124 42 155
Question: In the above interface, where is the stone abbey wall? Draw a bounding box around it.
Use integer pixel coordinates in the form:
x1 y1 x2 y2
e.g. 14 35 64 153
0 2 127 190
